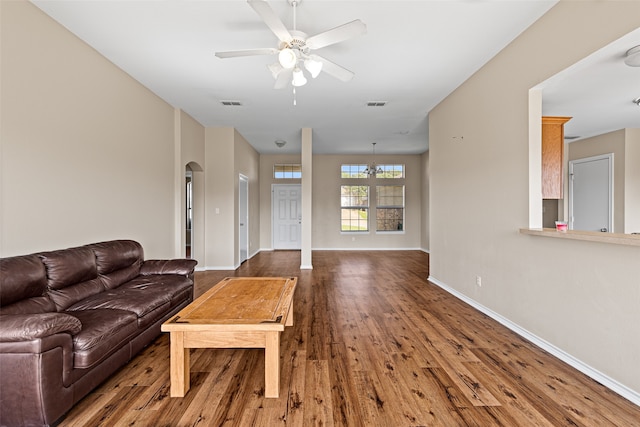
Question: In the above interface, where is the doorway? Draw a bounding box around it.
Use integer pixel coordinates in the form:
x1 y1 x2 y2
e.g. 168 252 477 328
185 169 193 258
569 153 613 232
239 175 249 263
272 184 302 250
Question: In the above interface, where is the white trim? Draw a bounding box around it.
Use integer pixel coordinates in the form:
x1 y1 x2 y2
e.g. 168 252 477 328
528 88 543 229
312 247 422 251
568 153 614 232
427 275 640 407
300 264 313 270
239 174 249 264
204 265 237 271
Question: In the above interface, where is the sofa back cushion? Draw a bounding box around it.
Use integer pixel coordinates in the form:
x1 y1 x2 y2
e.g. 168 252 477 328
0 255 56 314
88 240 143 289
39 247 104 311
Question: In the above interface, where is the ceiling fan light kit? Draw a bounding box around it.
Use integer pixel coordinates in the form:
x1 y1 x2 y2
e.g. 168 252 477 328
304 57 323 78
215 0 366 91
278 48 297 69
624 45 640 67
292 68 307 87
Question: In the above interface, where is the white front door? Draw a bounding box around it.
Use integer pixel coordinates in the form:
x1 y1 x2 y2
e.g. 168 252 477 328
239 175 249 263
272 184 302 249
569 154 613 232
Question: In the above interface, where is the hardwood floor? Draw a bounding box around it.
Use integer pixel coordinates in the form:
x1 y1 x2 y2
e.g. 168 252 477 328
59 250 640 426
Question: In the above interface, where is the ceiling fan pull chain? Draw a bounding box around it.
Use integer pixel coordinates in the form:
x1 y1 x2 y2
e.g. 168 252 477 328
293 86 297 106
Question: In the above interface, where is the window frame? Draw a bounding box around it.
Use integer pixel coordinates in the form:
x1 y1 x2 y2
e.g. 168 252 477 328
375 184 405 232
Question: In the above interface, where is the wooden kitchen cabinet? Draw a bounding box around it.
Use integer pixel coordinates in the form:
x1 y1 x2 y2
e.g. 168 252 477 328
541 116 571 199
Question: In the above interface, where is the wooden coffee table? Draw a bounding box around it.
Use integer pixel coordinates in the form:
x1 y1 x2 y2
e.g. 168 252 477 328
161 276 297 398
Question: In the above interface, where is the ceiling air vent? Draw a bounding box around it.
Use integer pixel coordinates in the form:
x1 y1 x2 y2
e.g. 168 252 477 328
367 101 387 107
221 101 242 106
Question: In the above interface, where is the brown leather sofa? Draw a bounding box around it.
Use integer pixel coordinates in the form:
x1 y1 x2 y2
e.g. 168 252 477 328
0 240 197 427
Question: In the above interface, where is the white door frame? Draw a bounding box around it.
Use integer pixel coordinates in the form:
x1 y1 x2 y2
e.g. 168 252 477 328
568 153 613 232
239 174 249 263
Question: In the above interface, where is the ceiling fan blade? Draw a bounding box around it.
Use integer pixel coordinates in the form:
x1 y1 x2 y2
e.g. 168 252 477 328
215 48 278 59
315 56 354 82
306 20 367 50
273 68 293 89
248 0 293 44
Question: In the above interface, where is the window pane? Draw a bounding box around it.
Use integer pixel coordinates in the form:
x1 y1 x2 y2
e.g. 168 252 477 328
376 185 404 207
377 208 404 231
377 164 405 178
341 208 369 231
341 164 368 178
274 164 302 179
341 186 369 207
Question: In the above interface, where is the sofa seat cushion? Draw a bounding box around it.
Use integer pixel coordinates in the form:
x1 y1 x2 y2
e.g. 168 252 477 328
66 283 171 319
65 309 137 369
121 274 193 306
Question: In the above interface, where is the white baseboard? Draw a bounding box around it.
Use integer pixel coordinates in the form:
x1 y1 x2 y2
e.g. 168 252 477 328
312 247 423 251
204 265 236 271
428 275 640 407
300 264 313 270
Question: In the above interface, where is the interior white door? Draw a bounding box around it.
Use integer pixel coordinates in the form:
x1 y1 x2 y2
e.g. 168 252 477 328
272 184 302 250
239 175 249 263
569 154 613 232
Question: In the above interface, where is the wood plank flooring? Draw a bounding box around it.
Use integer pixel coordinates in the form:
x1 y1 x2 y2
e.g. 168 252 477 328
58 250 640 426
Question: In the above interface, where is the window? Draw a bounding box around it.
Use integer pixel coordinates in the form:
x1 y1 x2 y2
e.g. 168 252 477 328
377 164 404 179
341 164 368 178
376 185 405 231
274 164 302 179
341 186 369 231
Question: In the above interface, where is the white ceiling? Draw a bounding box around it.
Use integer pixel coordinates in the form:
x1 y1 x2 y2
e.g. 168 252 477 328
32 0 566 154
540 27 640 142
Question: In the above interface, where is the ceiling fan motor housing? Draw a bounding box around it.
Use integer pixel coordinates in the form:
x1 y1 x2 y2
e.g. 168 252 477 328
287 31 310 55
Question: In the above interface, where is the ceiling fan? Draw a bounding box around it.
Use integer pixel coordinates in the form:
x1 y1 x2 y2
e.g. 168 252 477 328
215 0 366 89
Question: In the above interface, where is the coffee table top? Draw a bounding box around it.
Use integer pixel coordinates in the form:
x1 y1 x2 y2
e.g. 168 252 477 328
162 277 297 332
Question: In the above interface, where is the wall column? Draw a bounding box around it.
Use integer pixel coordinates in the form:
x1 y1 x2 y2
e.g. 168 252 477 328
300 128 313 269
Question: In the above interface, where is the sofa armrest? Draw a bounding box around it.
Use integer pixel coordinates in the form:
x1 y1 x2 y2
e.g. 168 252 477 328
0 313 81 342
140 259 197 276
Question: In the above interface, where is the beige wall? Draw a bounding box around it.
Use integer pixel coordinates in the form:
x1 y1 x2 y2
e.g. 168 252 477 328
204 128 235 268
233 130 260 264
568 129 625 232
430 0 640 397
1 1 176 259
420 150 430 252
179 110 205 263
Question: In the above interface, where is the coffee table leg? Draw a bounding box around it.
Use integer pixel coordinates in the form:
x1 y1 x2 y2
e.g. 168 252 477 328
170 331 190 397
264 331 280 398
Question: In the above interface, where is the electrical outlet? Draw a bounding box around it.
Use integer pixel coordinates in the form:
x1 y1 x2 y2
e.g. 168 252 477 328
476 276 482 287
